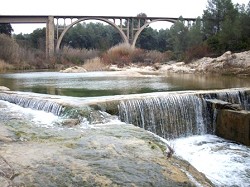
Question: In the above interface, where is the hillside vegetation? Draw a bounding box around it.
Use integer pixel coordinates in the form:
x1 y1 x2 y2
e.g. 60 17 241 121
0 0 250 72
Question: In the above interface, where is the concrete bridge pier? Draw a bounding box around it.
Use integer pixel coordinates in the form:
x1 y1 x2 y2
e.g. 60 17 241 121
46 16 55 58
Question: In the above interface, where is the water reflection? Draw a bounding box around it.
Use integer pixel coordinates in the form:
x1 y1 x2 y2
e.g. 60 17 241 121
0 71 249 97
164 73 250 90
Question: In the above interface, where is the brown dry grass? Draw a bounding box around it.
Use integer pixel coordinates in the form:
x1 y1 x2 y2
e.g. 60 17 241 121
102 43 137 67
0 34 47 70
107 43 134 55
61 46 100 65
144 50 165 65
102 43 169 67
0 34 20 64
0 59 14 72
82 57 108 71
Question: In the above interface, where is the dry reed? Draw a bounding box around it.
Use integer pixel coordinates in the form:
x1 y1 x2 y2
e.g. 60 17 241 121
82 57 108 71
102 43 135 66
0 34 20 64
0 59 14 72
61 46 100 64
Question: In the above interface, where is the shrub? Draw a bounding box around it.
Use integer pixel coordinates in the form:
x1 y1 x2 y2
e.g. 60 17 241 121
60 46 100 65
0 34 19 63
144 50 165 65
184 44 211 63
102 43 134 67
163 51 175 62
132 49 173 65
130 48 145 63
0 34 46 70
102 43 173 67
0 59 14 72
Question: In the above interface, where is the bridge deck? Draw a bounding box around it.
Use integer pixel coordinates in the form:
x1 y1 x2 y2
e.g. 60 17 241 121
0 15 197 23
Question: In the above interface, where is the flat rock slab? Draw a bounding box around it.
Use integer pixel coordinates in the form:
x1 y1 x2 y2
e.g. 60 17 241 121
0 102 213 186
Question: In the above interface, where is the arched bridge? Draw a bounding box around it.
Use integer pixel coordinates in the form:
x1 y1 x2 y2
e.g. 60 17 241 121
0 15 197 58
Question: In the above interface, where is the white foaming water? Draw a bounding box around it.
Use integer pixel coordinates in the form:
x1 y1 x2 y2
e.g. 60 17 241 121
1 100 123 130
171 135 250 187
2 100 59 128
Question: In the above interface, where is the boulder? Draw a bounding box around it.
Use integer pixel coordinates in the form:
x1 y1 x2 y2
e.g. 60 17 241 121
190 50 250 75
0 86 10 91
60 119 80 127
60 66 87 73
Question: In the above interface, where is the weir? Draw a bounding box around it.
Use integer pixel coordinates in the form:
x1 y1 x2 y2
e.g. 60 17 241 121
119 95 210 139
0 92 63 116
0 88 249 144
118 89 250 141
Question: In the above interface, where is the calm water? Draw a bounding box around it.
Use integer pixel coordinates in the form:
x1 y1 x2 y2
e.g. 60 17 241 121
0 71 249 97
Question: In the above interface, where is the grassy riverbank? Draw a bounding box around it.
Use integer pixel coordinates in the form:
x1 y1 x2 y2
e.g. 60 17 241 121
0 34 172 72
0 33 250 76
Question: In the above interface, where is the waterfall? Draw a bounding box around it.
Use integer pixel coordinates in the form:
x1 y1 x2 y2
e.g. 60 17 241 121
1 88 248 134
119 94 211 139
0 93 63 116
118 90 249 140
204 90 249 110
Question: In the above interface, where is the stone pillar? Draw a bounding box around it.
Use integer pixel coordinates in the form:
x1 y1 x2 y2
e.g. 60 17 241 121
216 109 250 146
126 19 130 44
46 16 55 58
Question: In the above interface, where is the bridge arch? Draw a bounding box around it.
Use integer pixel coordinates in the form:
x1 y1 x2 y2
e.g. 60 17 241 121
56 17 129 53
131 18 177 48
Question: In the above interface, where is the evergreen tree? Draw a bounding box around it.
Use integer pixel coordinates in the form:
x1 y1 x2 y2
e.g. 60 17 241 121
29 28 46 50
203 0 236 36
62 22 121 50
157 29 172 52
169 18 188 60
0 23 13 36
236 1 250 50
187 18 204 48
136 27 158 50
202 0 246 53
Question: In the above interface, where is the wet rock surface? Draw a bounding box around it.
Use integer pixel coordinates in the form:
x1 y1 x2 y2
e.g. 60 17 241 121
60 66 87 73
0 102 214 186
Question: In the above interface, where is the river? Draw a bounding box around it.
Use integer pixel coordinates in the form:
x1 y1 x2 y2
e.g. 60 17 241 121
0 71 250 97
0 71 250 186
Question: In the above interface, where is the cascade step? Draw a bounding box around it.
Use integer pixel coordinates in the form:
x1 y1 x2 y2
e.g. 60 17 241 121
206 99 243 110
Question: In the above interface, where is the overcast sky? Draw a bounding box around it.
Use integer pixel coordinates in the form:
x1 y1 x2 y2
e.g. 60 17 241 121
1 0 249 34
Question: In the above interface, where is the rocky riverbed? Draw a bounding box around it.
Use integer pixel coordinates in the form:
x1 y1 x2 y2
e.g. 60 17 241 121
116 50 250 76
0 100 214 186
